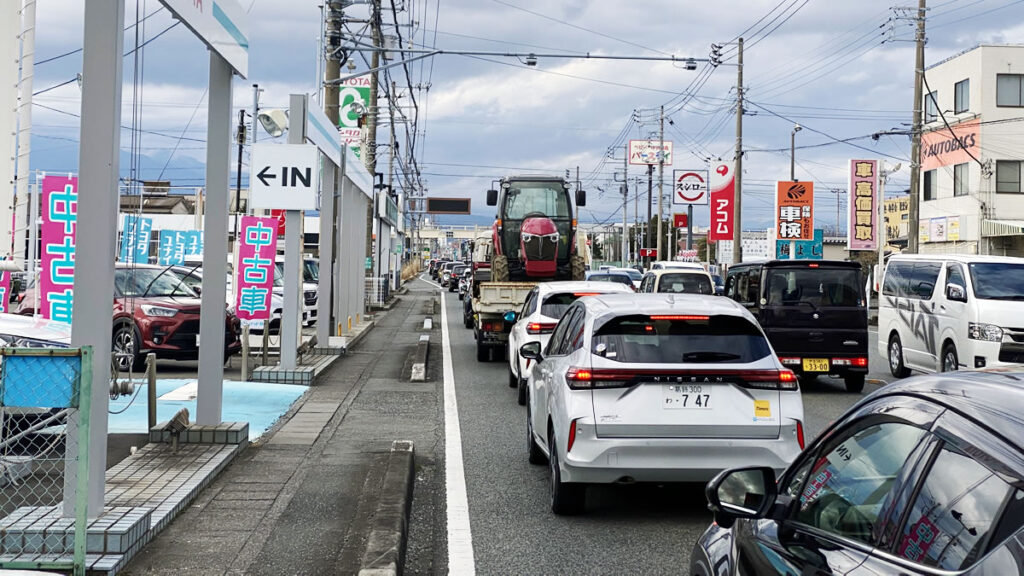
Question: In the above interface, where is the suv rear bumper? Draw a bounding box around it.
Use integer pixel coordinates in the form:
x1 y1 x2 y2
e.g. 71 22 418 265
558 423 803 484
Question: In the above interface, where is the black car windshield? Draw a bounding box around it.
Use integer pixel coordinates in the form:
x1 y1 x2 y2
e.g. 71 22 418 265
116 268 196 298
764 267 862 307
592 314 771 363
969 263 1024 300
587 274 633 287
503 183 570 219
657 273 714 294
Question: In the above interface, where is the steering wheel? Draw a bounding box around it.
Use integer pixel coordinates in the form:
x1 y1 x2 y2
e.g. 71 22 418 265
810 493 874 541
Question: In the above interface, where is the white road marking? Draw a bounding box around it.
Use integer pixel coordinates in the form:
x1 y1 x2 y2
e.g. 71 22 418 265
421 275 442 290
441 292 476 574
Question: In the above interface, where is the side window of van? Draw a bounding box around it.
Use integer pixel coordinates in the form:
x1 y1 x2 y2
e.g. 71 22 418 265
907 262 941 300
882 261 909 297
746 267 762 304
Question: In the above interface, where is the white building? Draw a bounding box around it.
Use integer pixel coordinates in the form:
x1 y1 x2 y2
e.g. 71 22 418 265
918 44 1024 255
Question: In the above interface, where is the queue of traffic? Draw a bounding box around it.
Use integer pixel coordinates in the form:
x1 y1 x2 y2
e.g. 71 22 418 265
426 250 1024 575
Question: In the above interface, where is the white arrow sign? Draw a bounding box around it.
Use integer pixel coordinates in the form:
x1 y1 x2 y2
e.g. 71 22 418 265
250 144 319 211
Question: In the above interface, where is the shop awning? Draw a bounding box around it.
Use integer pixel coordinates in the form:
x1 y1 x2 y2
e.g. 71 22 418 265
982 219 1024 237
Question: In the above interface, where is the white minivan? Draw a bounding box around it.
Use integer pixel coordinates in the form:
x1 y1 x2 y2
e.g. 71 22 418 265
878 253 1024 376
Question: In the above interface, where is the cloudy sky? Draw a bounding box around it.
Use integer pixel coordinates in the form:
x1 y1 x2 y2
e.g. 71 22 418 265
26 0 1024 232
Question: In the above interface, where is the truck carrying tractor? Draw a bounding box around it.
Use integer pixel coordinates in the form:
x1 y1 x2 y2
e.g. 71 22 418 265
471 174 586 362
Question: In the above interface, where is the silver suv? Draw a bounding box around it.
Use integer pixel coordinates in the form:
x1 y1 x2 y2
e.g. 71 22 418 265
519 293 805 515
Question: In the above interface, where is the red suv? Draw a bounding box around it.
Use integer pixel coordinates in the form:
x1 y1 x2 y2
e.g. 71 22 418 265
16 263 241 371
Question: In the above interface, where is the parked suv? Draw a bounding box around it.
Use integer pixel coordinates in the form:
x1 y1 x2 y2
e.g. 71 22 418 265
725 260 868 392
519 293 804 515
693 370 1024 575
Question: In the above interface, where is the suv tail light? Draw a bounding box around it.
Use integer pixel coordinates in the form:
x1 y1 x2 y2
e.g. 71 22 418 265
565 367 632 390
831 357 868 367
738 369 799 391
527 322 556 334
565 368 798 390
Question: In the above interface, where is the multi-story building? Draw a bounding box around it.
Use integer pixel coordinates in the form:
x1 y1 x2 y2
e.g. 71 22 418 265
918 44 1024 255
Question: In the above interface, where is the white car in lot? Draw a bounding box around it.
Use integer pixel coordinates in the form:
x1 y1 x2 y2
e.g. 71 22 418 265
507 281 633 405
519 293 805 515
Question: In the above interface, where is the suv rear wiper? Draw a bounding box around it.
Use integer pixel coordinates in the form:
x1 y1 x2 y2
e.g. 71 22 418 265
682 351 742 363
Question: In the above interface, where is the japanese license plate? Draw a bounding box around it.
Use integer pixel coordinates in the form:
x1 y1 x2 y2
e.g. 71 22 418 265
662 384 712 409
803 358 829 372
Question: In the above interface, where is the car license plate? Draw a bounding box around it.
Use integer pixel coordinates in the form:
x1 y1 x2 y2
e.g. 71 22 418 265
803 358 829 372
662 384 712 409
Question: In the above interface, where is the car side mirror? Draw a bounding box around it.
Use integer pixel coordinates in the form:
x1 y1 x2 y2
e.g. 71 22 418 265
503 310 517 323
520 341 542 361
705 466 778 529
576 189 586 207
193 286 202 295
946 282 967 302
486 189 498 206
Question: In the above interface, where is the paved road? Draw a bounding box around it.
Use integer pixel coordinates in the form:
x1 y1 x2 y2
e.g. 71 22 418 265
434 284 892 575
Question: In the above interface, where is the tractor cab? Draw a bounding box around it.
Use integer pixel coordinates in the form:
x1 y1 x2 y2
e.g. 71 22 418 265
486 175 586 282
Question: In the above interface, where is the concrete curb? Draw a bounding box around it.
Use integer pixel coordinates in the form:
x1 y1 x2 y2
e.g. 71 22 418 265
358 440 415 576
410 335 429 381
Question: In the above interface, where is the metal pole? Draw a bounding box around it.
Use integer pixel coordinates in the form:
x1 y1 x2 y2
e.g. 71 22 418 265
907 0 926 254
789 126 798 260
657 105 664 262
732 37 744 265
646 165 653 266
280 94 306 369
687 204 693 250
68 0 124 517
196 52 233 425
146 353 156 430
234 109 244 243
622 142 628 267
0 1 19 261
13 0 36 265
72 345 92 576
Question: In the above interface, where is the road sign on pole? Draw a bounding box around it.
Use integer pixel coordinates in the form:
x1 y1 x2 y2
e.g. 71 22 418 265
250 144 319 211
672 170 708 206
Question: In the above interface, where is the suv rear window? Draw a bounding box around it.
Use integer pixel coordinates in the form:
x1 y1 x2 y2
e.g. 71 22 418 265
591 314 771 364
541 292 592 318
765 267 862 307
656 273 713 294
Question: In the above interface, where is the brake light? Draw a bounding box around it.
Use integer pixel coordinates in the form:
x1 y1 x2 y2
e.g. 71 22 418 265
482 322 494 331
852 357 868 368
796 420 805 449
573 292 601 297
527 322 556 334
567 418 579 453
808 263 819 268
565 367 633 389
737 369 799 391
648 315 709 321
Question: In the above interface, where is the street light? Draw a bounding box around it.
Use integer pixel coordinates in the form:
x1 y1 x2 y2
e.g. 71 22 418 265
790 124 802 181
257 109 289 138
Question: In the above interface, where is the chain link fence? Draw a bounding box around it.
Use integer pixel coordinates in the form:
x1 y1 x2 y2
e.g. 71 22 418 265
0 346 92 574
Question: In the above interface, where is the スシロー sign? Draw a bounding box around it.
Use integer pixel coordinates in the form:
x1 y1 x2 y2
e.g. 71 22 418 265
672 170 708 206
250 143 319 211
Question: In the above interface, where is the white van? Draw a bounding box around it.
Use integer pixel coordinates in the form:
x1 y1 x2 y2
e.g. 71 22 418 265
877 253 1024 377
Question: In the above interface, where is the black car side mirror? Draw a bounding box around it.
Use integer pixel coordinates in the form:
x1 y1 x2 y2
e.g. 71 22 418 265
576 189 586 207
705 466 778 529
520 341 542 361
486 189 498 206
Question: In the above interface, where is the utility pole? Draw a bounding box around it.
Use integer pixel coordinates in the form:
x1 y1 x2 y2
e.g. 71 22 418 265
234 109 245 242
366 0 381 279
656 105 665 261
907 0 926 254
646 165 653 267
732 37 744 265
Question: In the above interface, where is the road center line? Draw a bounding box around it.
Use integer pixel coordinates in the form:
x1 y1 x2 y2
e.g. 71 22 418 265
441 292 476 574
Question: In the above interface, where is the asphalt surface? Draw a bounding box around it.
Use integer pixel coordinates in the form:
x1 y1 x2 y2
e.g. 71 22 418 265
428 278 891 575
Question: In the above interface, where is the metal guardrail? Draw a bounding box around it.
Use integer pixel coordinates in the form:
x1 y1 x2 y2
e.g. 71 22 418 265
0 346 92 576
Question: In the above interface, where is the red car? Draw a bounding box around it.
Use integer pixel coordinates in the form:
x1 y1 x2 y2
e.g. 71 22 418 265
16 263 241 371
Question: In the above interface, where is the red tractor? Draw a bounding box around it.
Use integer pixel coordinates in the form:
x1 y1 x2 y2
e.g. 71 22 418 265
486 175 586 282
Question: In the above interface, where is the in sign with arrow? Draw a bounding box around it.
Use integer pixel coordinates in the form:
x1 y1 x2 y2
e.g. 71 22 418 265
249 143 320 211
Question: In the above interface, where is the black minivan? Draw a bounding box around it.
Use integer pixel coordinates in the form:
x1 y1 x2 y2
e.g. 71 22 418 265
725 260 868 392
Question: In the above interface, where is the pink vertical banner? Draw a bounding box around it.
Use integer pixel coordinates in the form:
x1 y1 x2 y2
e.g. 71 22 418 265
0 266 9 313
235 216 278 326
40 175 79 323
848 159 879 251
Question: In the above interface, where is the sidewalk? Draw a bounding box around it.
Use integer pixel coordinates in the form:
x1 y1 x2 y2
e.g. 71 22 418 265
120 282 442 575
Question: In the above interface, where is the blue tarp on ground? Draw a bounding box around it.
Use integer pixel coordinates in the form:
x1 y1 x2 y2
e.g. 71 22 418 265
108 379 306 441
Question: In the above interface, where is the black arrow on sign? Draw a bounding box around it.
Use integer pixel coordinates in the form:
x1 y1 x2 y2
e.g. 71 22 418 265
257 166 277 186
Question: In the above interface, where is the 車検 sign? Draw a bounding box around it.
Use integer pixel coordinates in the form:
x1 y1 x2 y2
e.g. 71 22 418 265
775 181 814 241
672 170 708 206
250 143 319 211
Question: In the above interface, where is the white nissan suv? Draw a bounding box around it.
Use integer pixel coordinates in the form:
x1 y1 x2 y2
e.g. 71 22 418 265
507 281 633 405
519 293 805 515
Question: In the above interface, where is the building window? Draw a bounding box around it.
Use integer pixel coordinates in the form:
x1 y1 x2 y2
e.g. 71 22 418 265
925 91 939 122
954 163 969 197
996 160 1021 193
954 78 969 113
923 170 937 201
997 74 1024 107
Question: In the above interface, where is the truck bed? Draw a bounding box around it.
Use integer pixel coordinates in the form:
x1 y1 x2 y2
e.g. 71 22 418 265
473 282 535 314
